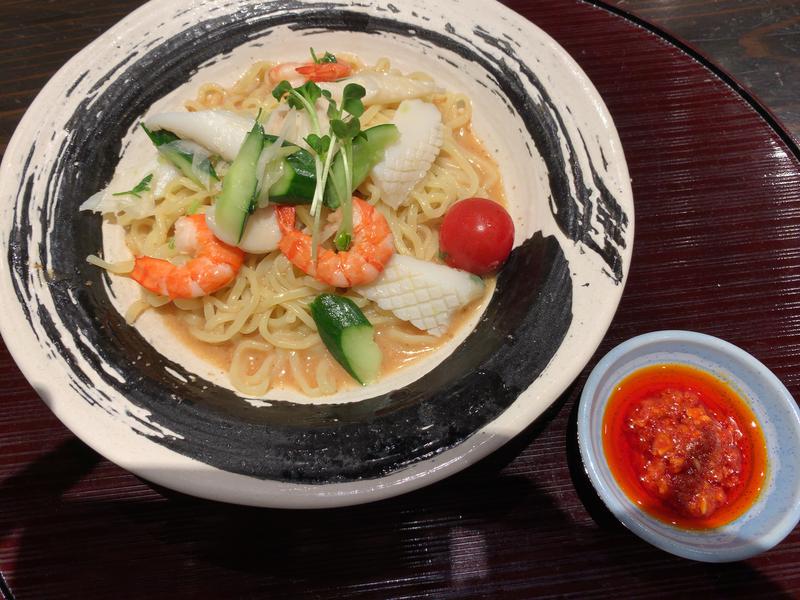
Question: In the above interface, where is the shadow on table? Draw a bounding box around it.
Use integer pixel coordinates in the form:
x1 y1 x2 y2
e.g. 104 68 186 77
0 385 793 599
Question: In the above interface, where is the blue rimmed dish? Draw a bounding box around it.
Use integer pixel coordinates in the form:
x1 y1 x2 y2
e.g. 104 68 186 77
578 330 800 562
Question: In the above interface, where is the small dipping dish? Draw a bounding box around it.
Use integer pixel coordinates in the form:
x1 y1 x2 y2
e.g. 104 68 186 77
578 330 800 562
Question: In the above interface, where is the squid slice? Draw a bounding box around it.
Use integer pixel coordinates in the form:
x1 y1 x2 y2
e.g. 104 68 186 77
320 72 442 106
205 204 282 254
151 159 181 198
369 99 444 209
355 254 484 336
146 106 329 157
146 110 253 162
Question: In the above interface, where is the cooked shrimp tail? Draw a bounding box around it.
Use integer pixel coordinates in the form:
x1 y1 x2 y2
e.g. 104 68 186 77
269 61 352 86
275 205 297 235
295 62 352 82
276 198 394 287
129 214 244 299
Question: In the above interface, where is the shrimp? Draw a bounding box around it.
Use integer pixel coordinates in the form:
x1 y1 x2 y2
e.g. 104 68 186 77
129 214 244 299
268 62 306 88
295 62 351 82
268 61 352 86
275 197 394 287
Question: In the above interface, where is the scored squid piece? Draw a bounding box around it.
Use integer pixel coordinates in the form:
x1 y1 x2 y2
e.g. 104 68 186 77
355 254 485 337
369 99 444 209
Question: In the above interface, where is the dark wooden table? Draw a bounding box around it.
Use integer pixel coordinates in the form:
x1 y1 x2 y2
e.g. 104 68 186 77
606 0 800 142
2 1 800 598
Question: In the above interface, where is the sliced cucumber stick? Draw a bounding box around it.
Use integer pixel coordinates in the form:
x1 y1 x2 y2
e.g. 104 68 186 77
325 124 399 209
214 120 265 243
340 327 382 384
263 135 316 204
310 293 382 385
351 124 400 187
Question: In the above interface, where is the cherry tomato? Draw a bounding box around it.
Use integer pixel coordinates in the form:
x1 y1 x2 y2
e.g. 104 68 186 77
439 198 514 275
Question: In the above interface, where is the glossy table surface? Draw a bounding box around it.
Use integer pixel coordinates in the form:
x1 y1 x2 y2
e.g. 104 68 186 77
606 0 800 142
2 1 800 598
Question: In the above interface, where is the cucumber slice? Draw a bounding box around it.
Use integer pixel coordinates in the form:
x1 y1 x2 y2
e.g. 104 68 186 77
214 120 265 244
141 125 218 188
340 327 382 384
310 293 382 385
263 135 317 204
325 124 400 209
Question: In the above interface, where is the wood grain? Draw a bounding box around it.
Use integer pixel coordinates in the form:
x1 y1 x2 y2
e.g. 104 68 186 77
2 1 800 598
604 0 800 141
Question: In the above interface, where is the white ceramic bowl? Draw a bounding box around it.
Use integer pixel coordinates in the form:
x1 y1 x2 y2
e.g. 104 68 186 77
0 0 633 507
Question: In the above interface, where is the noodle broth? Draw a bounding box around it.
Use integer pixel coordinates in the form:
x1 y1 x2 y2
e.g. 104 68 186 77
161 277 496 396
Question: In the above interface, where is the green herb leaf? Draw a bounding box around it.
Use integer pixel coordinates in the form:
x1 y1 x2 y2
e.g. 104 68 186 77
311 49 338 64
331 118 362 141
130 173 153 195
306 134 331 156
275 80 324 112
272 80 294 102
326 97 340 120
329 119 347 139
295 81 322 106
341 84 366 118
112 173 153 198
141 124 178 147
334 231 352 251
168 237 176 250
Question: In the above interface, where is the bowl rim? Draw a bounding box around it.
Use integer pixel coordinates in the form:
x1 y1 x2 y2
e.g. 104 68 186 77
578 329 800 562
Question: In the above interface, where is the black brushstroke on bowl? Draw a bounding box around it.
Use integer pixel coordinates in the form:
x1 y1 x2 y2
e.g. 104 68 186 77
469 24 629 283
8 1 627 483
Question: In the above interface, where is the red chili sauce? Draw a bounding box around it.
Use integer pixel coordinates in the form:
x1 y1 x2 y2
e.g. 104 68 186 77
602 364 767 529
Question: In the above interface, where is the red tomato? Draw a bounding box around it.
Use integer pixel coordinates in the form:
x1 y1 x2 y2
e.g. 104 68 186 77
439 198 514 275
